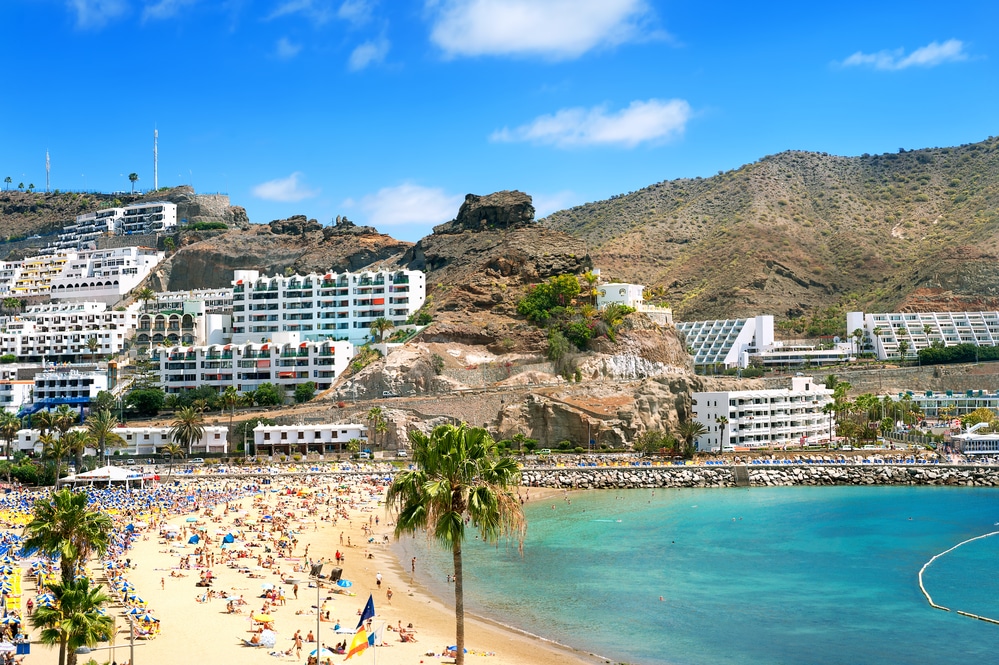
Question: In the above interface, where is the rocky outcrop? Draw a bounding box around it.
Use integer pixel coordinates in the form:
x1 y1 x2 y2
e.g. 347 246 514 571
136 186 247 228
269 215 322 235
324 216 379 236
433 191 535 234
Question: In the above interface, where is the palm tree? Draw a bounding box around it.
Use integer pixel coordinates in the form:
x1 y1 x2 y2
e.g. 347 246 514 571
135 286 156 313
31 577 114 665
128 172 139 193
85 409 122 461
0 412 20 480
41 433 70 483
2 296 21 317
221 386 239 436
716 416 729 454
85 336 100 364
898 339 910 363
677 420 708 457
3 176 10 191
160 442 185 477
582 270 599 306
53 404 79 437
346 437 362 457
169 406 205 455
23 488 113 587
366 407 384 450
386 423 525 665
33 409 57 437
62 429 92 477
369 317 394 342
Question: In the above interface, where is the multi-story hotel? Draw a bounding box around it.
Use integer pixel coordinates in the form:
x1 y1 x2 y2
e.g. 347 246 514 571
50 202 178 251
17 368 109 418
148 288 234 315
676 315 774 370
49 246 164 304
692 376 834 452
132 300 230 354
230 268 425 346
0 378 33 414
253 422 367 457
3 247 164 304
848 311 999 361
151 335 353 397
0 301 139 363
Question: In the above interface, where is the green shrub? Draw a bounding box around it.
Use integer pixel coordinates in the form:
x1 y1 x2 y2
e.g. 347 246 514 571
0 354 16 364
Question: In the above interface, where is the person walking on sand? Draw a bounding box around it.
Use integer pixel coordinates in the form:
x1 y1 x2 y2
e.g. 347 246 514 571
386 587 393 604
376 572 382 589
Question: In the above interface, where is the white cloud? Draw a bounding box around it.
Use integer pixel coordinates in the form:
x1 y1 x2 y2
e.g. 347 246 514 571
348 38 390 70
352 183 463 227
492 99 692 149
338 0 375 25
267 0 335 24
142 0 198 21
252 172 320 202
428 0 654 60
67 0 127 29
840 39 968 70
275 37 303 59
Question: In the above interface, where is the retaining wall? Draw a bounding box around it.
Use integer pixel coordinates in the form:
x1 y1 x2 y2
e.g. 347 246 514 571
520 465 999 489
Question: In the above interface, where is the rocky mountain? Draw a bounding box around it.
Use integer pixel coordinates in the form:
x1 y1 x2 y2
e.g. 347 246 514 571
145 214 412 292
542 135 999 331
0 190 143 248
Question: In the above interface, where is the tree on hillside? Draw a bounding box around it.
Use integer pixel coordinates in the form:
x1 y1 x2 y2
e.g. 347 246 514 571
369 317 394 342
221 386 240 434
17 183 24 192
0 412 21 481
582 271 599 306
28 183 35 192
135 286 156 313
3 177 10 191
128 173 139 193
2 297 21 317
386 423 525 665
852 328 865 356
366 406 384 450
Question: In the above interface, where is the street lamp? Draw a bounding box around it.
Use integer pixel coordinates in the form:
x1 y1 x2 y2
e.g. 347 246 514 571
76 616 141 664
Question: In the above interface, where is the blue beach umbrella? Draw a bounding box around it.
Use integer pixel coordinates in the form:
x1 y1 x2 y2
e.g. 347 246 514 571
336 579 352 588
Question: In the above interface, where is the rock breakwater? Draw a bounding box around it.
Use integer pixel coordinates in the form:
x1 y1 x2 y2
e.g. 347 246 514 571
520 464 999 489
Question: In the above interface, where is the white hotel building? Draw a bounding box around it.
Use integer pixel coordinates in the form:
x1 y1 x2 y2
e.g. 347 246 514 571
1 247 165 305
15 424 228 456
50 202 178 252
0 301 139 363
151 335 353 397
677 315 775 370
253 422 367 457
692 376 834 452
848 311 999 361
231 269 425 346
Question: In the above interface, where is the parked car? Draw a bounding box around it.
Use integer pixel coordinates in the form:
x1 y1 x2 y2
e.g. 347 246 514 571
397 450 408 457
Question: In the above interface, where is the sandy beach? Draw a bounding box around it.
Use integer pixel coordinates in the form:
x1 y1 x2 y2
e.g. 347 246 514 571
16 474 599 665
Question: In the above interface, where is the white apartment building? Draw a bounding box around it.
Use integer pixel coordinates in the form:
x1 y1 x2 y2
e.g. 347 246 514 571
253 422 367 456
0 301 139 363
677 315 775 369
14 424 228 455
692 376 834 452
230 268 426 346
51 202 178 251
151 334 353 397
3 247 164 304
750 341 854 369
149 288 233 315
847 311 999 361
133 300 230 354
0 379 33 414
0 262 23 297
18 369 109 419
596 282 673 325
951 423 999 456
49 246 165 304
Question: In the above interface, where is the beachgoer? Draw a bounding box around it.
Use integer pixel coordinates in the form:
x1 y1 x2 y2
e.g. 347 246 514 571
376 572 382 589
386 587 393 604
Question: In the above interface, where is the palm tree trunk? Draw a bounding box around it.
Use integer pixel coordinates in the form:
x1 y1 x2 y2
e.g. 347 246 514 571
59 636 67 665
453 540 464 665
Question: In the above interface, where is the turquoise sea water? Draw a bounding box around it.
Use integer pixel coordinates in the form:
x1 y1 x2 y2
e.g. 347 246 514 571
394 486 999 665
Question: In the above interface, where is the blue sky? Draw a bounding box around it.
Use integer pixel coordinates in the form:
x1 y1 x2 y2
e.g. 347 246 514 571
1 1 996 241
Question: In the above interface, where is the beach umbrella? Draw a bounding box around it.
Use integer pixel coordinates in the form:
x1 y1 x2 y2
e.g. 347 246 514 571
0 642 14 654
259 629 277 648
252 613 273 623
336 579 352 588
139 613 158 622
186 517 198 523
261 583 274 590
127 607 143 615
310 648 334 657
0 616 20 625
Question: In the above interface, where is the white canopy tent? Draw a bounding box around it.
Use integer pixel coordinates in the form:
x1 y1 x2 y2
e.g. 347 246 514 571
58 465 147 489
